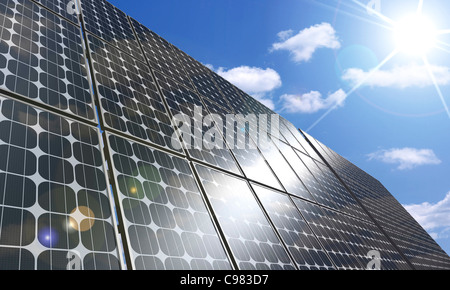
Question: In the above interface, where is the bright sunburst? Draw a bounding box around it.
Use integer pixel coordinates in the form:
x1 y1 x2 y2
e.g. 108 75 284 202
393 14 437 56
306 0 450 132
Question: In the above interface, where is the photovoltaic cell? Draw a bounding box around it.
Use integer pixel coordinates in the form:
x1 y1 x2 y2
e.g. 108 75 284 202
0 0 96 121
32 0 79 24
275 140 337 209
0 95 121 270
80 0 144 61
322 206 411 270
301 131 450 269
195 164 296 270
296 152 368 220
278 119 308 155
173 47 234 112
252 184 336 270
208 71 251 115
291 198 364 270
106 133 232 270
230 145 283 191
2 0 447 271
154 71 241 175
131 18 194 90
257 138 315 201
86 33 181 153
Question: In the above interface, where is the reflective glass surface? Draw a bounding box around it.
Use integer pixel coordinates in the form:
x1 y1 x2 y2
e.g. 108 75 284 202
301 131 450 269
33 0 79 24
0 95 121 270
253 184 335 270
131 18 194 90
195 164 296 270
106 133 232 270
80 0 144 61
87 33 181 152
155 71 241 175
0 0 95 121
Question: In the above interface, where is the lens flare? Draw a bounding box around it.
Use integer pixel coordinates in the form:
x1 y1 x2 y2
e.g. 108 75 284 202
38 227 58 248
394 14 437 55
69 206 95 232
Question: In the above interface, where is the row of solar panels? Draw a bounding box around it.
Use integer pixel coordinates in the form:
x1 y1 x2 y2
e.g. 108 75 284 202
0 0 448 270
303 132 450 270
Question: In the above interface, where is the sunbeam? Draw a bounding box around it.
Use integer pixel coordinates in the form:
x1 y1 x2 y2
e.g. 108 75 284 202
417 0 424 14
423 56 450 119
306 49 399 132
351 0 396 26
306 0 450 133
437 29 450 35
435 44 450 55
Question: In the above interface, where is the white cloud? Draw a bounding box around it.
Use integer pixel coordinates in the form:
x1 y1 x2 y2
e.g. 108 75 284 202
277 29 294 41
404 192 450 240
280 89 347 114
204 63 215 71
368 148 442 170
217 66 282 110
272 22 341 63
217 66 282 94
342 63 450 89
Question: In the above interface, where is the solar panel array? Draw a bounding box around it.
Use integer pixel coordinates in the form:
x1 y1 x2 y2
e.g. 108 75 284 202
301 130 450 270
0 0 448 270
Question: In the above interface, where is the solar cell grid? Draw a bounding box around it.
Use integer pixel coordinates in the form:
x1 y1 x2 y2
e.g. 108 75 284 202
0 0 96 121
131 18 194 90
0 95 122 270
86 33 182 153
195 164 296 270
252 184 336 270
275 140 337 209
2 0 448 272
248 135 314 201
154 71 242 175
172 47 234 112
106 133 232 270
297 152 367 220
229 130 283 191
208 70 250 115
32 0 79 24
292 198 364 270
80 0 144 61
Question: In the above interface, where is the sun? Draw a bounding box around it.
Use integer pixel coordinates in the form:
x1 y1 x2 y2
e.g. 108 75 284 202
393 14 437 56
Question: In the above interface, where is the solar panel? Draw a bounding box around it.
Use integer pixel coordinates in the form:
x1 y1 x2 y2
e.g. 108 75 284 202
275 140 337 209
32 0 80 24
131 18 194 90
296 152 368 220
1 0 447 272
291 197 364 270
0 0 96 122
230 145 283 191
172 47 234 112
208 68 251 115
80 0 144 61
256 137 316 202
0 95 122 270
195 163 296 270
301 131 450 269
86 33 182 153
105 133 232 270
154 71 242 175
252 183 336 270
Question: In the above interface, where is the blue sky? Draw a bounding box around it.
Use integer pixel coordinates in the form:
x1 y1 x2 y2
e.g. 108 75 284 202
107 0 450 255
